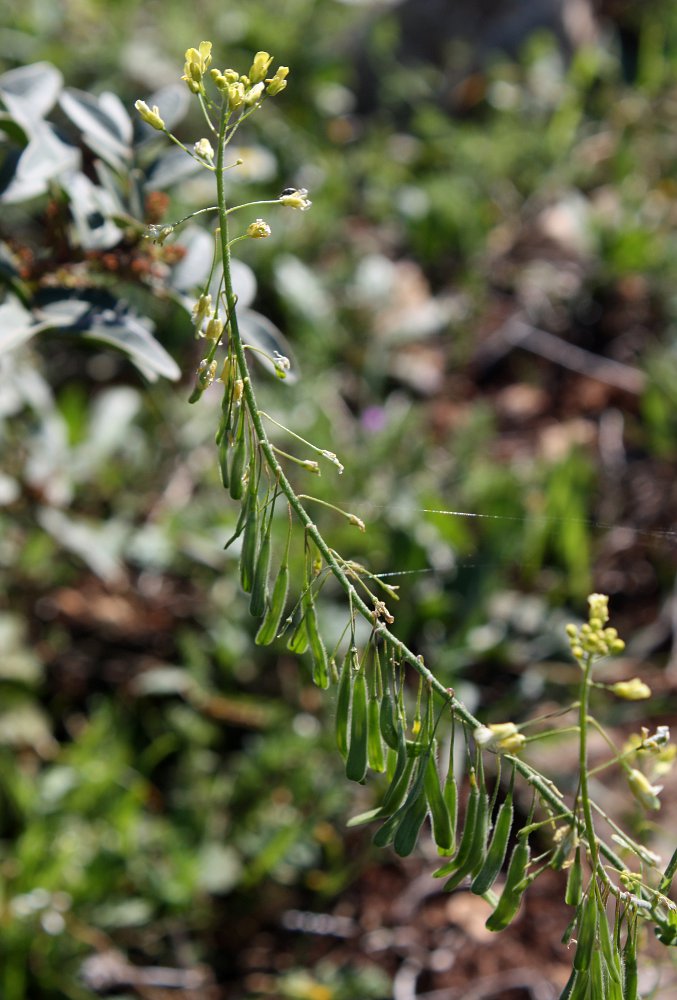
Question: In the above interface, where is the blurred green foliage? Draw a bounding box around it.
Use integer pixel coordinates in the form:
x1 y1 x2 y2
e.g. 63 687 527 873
2 1 677 996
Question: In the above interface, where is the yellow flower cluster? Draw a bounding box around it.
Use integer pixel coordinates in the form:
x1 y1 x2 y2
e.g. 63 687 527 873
182 41 213 94
474 721 526 755
565 593 625 661
208 50 289 109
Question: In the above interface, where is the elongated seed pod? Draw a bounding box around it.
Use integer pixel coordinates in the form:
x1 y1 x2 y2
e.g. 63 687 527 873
346 666 368 782
379 685 399 750
442 764 458 857
558 969 579 1000
335 651 352 759
565 846 583 906
393 785 428 857
287 614 309 654
597 898 622 986
218 434 230 488
303 592 328 689
590 947 605 1000
485 833 531 931
250 512 272 617
380 753 416 817
255 561 289 645
229 409 246 501
443 784 489 891
373 754 426 848
367 696 386 773
622 923 638 1000
423 751 453 853
433 774 480 880
239 502 259 594
573 893 598 973
471 788 514 895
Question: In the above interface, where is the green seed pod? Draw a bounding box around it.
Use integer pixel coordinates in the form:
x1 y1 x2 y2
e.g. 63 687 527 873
393 785 428 857
597 898 622 987
367 696 386 773
229 409 246 501
346 666 368 782
303 591 328 689
573 893 598 973
433 774 480 880
471 786 514 895
442 764 458 857
589 947 605 1000
485 832 531 931
335 651 352 759
255 561 289 645
443 783 489 891
239 502 259 594
558 969 580 1000
565 846 583 907
373 754 426 848
287 613 309 654
622 923 638 1000
380 752 416 817
250 513 272 617
379 686 399 750
423 750 453 853
218 434 230 488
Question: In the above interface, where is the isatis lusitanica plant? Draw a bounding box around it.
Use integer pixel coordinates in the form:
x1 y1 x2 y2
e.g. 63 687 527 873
134 43 677 998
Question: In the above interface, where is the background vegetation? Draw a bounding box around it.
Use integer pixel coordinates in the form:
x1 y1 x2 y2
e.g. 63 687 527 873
1 1 676 997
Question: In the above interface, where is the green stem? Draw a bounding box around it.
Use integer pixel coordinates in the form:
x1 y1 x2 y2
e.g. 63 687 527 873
579 653 599 872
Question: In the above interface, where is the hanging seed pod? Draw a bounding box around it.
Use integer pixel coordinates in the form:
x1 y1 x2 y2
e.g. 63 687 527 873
557 968 580 1000
373 753 426 849
565 846 583 907
622 919 638 1000
443 780 489 891
218 434 230 488
250 504 273 617
255 560 289 645
379 684 399 751
367 695 386 773
393 781 429 857
229 407 247 501
335 650 352 759
485 831 531 931
287 612 309 654
589 948 606 1000
239 493 259 594
424 750 453 853
597 897 622 987
442 746 458 857
433 770 480 881
303 589 329 689
471 775 514 895
346 663 368 782
573 891 598 973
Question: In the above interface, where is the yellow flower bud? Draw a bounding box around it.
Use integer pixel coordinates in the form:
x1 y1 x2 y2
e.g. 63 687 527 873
249 51 273 84
134 100 165 131
244 82 265 105
227 81 245 109
626 768 662 810
474 722 525 754
266 66 289 96
193 138 214 161
610 678 651 701
588 593 609 625
246 219 271 239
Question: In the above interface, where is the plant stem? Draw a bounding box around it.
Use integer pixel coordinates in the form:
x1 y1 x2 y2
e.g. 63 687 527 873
579 652 599 872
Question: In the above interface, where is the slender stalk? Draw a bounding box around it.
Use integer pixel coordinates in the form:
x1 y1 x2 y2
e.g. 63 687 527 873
579 653 599 872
